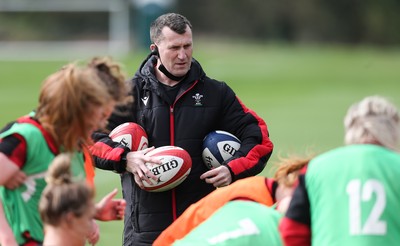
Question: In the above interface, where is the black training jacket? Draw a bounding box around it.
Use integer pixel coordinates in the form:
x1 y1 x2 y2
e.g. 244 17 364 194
91 55 274 245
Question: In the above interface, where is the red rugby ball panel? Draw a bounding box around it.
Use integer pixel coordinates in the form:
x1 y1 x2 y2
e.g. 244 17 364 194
143 146 192 192
109 122 148 151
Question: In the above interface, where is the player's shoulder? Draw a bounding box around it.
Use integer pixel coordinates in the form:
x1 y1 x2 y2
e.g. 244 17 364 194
1 120 41 138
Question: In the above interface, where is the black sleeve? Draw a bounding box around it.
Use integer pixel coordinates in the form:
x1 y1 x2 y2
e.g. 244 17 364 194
285 174 311 226
90 131 130 173
0 121 16 134
0 134 21 155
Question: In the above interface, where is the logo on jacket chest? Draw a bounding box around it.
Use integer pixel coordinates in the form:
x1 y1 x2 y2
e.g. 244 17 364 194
141 95 149 106
192 93 203 106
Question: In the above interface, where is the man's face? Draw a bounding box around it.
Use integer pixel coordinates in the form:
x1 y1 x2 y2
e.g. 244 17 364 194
156 25 193 77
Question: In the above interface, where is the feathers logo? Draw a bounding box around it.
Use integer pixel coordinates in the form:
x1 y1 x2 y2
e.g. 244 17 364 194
192 93 203 106
141 95 149 106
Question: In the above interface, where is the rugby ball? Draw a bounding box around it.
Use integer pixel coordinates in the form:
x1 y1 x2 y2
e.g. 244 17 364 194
143 146 192 192
109 122 148 151
202 130 241 169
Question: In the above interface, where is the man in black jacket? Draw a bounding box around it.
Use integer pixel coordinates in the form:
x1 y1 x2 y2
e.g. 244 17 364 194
91 13 274 245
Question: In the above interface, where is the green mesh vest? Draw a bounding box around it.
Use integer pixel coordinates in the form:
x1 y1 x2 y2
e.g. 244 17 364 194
0 121 85 244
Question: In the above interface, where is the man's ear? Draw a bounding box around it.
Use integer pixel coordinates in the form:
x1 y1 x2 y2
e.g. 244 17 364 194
150 44 159 56
150 43 156 51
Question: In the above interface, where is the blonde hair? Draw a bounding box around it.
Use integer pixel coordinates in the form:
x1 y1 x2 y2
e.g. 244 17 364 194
39 153 94 226
344 96 400 150
35 57 130 151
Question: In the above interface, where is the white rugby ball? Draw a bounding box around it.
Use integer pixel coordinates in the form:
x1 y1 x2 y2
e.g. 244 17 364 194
143 146 192 192
109 122 148 151
202 130 241 169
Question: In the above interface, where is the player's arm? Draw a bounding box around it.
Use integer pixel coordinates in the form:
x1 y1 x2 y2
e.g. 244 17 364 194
0 153 20 185
0 133 26 185
279 172 311 246
0 199 18 246
0 149 23 246
4 171 26 190
0 135 27 188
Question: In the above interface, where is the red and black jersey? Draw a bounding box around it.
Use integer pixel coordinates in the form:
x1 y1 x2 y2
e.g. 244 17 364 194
1 116 96 187
0 116 59 168
0 133 27 168
279 164 311 246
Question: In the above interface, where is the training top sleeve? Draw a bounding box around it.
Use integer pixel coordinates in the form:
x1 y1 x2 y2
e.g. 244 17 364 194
0 134 27 168
279 171 311 246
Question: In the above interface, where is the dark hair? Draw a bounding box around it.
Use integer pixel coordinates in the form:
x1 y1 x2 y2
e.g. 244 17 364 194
150 13 192 44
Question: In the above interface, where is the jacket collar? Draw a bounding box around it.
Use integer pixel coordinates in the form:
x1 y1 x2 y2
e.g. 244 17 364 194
137 54 206 88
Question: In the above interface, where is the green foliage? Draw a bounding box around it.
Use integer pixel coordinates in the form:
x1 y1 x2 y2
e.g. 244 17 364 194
1 41 399 245
177 0 400 45
1 1 400 45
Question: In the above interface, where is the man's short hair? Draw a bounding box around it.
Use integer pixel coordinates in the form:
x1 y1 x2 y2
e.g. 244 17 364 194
150 13 192 44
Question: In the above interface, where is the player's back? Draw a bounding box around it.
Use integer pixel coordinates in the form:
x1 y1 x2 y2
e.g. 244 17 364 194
306 144 400 245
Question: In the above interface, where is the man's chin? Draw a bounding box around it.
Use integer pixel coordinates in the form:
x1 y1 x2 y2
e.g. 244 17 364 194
174 69 190 77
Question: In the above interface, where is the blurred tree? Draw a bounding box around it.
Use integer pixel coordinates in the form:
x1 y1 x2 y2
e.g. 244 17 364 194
1 0 399 46
130 0 176 49
362 0 400 45
0 12 108 41
176 0 400 46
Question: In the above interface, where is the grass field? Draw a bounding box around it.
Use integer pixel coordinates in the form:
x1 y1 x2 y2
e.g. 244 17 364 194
1 40 400 245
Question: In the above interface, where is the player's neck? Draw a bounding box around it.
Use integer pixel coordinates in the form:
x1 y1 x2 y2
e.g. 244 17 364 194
43 227 86 246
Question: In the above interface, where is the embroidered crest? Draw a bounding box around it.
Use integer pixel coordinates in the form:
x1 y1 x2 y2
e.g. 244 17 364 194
141 95 149 106
192 93 203 106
